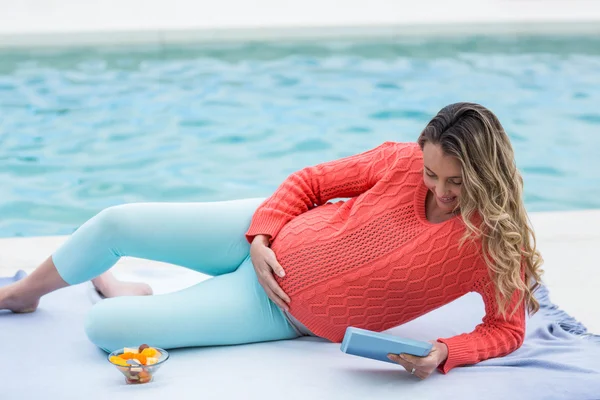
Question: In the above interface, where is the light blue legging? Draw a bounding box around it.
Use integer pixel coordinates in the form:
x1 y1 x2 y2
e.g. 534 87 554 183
51 198 300 352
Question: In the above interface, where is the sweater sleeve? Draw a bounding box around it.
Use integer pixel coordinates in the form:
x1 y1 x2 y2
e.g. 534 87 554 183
245 141 403 243
436 275 526 374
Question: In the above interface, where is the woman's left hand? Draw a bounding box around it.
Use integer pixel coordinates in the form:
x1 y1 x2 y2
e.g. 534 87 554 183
387 341 448 380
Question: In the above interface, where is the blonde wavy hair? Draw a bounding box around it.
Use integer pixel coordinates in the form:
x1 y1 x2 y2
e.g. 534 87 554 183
417 102 544 317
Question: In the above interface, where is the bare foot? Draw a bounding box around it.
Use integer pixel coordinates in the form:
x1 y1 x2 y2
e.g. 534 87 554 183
96 281 153 298
0 285 40 313
92 273 153 298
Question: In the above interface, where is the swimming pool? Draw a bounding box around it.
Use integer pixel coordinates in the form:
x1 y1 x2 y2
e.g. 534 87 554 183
0 35 599 237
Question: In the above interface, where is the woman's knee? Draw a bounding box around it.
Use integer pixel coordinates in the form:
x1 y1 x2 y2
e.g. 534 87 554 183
86 204 132 245
85 295 171 351
84 298 131 352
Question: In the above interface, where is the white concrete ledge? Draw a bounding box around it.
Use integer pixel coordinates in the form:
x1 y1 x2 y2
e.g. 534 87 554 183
1 0 600 48
1 209 599 333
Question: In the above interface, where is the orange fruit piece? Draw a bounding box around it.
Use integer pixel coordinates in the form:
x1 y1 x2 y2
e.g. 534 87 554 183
120 352 137 360
140 348 158 358
110 356 129 367
133 354 148 365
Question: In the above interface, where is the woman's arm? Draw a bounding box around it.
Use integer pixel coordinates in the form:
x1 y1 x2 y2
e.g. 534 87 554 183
245 141 408 244
435 275 526 374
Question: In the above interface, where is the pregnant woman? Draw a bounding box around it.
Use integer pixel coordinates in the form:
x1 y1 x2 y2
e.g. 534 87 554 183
0 102 543 379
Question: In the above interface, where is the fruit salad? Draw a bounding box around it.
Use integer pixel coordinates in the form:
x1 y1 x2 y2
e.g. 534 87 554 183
108 344 164 384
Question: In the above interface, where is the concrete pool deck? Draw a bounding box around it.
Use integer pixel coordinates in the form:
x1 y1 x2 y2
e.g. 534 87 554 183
1 0 600 48
1 208 599 334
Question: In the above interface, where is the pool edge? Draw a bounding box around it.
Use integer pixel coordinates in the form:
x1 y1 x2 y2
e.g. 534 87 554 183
1 20 600 50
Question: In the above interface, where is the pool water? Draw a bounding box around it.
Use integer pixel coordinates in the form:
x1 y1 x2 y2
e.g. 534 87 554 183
0 35 599 237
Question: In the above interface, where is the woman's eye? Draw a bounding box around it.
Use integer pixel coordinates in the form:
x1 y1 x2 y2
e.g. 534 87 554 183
426 172 436 178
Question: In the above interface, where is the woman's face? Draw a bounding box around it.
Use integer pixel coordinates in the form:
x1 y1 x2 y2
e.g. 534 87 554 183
422 142 463 213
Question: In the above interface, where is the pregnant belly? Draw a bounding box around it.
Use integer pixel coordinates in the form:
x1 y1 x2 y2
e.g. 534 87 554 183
270 201 350 294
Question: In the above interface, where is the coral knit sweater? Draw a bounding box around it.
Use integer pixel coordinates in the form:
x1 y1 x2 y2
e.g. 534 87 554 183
245 141 526 373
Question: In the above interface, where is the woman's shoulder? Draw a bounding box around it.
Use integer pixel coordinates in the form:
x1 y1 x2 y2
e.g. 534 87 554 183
380 141 420 151
377 141 422 160
379 141 423 171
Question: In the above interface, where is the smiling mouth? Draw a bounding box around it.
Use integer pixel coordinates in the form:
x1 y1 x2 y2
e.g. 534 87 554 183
437 196 456 204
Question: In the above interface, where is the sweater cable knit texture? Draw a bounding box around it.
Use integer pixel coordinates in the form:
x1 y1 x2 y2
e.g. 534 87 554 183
245 142 525 373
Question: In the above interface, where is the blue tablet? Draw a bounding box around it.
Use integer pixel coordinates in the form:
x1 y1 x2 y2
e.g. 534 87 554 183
340 327 433 364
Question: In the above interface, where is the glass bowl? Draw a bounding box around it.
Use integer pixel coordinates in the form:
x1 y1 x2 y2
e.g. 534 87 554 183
107 347 169 384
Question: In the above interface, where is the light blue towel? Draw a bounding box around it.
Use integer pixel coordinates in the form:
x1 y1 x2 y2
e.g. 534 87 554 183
461 285 600 399
0 270 26 287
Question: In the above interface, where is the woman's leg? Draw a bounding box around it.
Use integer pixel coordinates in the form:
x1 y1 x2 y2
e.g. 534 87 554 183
55 198 266 282
0 198 265 312
85 256 299 352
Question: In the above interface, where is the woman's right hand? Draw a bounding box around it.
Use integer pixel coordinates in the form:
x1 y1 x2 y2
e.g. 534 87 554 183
250 235 291 312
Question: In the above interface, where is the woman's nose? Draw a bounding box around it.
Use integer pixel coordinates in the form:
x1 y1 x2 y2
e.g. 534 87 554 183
436 183 449 197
